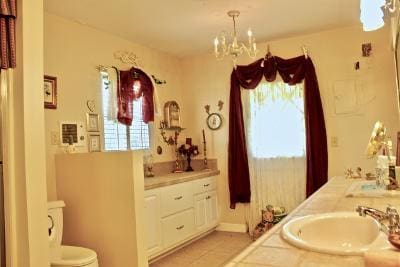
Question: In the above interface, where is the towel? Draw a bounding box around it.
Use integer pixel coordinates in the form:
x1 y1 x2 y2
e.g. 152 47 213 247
364 251 400 267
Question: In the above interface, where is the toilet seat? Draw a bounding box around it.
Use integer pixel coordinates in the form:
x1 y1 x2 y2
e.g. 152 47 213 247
51 246 97 267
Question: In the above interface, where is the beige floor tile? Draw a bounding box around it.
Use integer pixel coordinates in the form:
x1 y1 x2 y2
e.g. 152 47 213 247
241 247 302 267
150 231 253 267
150 255 195 267
188 251 233 267
234 263 274 267
172 245 209 260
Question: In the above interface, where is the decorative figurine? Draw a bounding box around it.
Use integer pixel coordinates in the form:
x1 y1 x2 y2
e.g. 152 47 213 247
178 141 199 172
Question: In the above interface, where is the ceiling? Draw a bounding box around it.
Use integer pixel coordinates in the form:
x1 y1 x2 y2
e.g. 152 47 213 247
44 0 361 57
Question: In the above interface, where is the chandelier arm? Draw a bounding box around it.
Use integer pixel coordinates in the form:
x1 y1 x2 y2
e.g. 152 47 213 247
387 0 398 13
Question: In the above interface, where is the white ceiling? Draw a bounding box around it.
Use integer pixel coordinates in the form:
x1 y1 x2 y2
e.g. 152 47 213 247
44 0 361 57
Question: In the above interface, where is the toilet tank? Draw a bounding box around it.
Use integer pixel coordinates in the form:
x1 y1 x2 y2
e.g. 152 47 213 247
48 200 65 261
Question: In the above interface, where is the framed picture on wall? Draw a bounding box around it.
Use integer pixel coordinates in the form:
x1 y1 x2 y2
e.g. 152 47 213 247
86 113 100 132
88 134 101 152
44 75 57 109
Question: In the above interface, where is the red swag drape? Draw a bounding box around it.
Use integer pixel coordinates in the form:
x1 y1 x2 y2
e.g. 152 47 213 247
0 0 16 69
228 55 328 208
118 67 154 126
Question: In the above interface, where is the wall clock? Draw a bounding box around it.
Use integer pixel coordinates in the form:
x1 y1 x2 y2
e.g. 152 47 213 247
206 113 222 130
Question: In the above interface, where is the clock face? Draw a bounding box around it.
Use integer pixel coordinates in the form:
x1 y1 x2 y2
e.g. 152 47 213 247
207 113 222 130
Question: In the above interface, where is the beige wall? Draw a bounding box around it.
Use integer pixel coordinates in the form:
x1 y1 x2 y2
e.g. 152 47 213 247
45 12 400 226
1 0 50 265
44 13 186 200
180 25 400 225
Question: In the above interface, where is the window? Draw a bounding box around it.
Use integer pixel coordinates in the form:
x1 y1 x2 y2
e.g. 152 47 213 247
246 81 305 158
101 74 150 151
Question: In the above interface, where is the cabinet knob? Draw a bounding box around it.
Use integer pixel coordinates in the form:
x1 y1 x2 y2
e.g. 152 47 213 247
206 196 211 200
174 196 183 200
176 225 185 230
204 184 210 187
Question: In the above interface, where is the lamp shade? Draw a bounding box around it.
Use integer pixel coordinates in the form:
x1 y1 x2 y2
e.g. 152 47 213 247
360 0 385 31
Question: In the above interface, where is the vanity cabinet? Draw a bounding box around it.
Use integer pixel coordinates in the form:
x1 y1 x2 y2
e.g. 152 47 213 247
145 175 219 260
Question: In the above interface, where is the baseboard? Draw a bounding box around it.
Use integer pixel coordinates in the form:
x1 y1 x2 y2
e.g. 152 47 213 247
216 223 248 233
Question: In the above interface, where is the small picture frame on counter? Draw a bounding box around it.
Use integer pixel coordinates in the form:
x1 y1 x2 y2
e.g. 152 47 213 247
88 134 101 152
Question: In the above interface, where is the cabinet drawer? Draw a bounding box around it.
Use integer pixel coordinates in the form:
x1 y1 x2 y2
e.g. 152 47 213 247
160 182 194 217
162 209 195 248
192 176 217 195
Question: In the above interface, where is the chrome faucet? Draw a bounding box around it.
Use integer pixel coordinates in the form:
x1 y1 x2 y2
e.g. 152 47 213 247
356 205 400 235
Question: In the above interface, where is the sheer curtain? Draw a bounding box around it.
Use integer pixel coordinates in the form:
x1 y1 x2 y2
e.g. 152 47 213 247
242 81 307 234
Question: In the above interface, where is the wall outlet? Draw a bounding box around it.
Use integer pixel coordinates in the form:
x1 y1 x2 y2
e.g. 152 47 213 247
51 131 60 145
331 136 339 148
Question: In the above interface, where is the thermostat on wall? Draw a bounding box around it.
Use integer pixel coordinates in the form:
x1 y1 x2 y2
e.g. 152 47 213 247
59 121 86 146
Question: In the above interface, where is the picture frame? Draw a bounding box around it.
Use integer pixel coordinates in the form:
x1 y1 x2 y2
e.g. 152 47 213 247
88 134 101 152
86 113 100 132
44 75 57 109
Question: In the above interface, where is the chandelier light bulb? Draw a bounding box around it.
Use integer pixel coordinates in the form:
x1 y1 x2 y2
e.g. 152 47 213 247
247 28 253 37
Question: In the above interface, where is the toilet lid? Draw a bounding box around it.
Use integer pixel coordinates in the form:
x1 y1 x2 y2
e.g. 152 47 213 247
51 246 97 267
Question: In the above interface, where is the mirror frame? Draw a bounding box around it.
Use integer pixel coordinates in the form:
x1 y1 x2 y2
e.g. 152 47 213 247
394 13 400 113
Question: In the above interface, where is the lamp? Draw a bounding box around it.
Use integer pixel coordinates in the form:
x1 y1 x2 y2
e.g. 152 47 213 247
214 10 257 66
360 0 397 31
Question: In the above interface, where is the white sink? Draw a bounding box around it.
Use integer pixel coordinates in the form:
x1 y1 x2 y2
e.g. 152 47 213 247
281 212 392 255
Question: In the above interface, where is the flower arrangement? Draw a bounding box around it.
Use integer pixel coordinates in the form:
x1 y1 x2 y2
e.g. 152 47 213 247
178 138 199 172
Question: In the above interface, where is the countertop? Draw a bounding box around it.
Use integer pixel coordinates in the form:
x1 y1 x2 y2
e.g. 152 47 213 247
224 177 400 267
144 169 220 190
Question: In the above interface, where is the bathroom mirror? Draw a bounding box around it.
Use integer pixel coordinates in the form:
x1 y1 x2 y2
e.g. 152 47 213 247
395 15 400 114
366 121 387 158
164 101 181 129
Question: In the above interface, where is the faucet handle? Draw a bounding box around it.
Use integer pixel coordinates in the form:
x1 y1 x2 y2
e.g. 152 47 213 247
387 205 398 215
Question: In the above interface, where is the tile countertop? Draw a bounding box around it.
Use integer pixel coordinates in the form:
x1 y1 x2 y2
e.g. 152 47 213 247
144 169 220 190
225 176 400 267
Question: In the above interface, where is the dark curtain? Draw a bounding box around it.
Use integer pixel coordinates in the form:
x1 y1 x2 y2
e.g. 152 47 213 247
228 55 328 208
0 0 16 69
118 67 154 126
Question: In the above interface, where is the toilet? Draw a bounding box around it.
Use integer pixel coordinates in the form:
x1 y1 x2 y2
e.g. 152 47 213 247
48 201 99 267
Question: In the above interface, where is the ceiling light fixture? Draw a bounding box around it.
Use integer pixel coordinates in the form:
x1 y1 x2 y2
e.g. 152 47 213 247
214 10 257 66
360 0 397 31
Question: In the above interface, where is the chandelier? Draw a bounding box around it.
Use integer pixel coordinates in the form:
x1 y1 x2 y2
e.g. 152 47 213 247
214 10 257 66
360 0 397 31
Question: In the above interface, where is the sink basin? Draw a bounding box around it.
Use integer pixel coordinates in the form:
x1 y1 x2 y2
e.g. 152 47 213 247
281 212 392 255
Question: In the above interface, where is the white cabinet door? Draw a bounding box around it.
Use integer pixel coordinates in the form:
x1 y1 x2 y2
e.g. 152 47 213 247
206 190 218 227
194 190 219 233
194 193 208 231
144 189 163 256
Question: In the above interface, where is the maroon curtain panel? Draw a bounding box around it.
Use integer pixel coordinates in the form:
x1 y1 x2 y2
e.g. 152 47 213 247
0 0 16 69
228 55 328 208
118 67 154 126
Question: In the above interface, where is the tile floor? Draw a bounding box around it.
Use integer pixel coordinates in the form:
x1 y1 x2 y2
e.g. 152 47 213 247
150 231 253 267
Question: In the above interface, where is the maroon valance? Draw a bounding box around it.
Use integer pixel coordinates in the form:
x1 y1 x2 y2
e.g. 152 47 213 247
228 55 328 208
0 0 16 69
118 67 154 126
